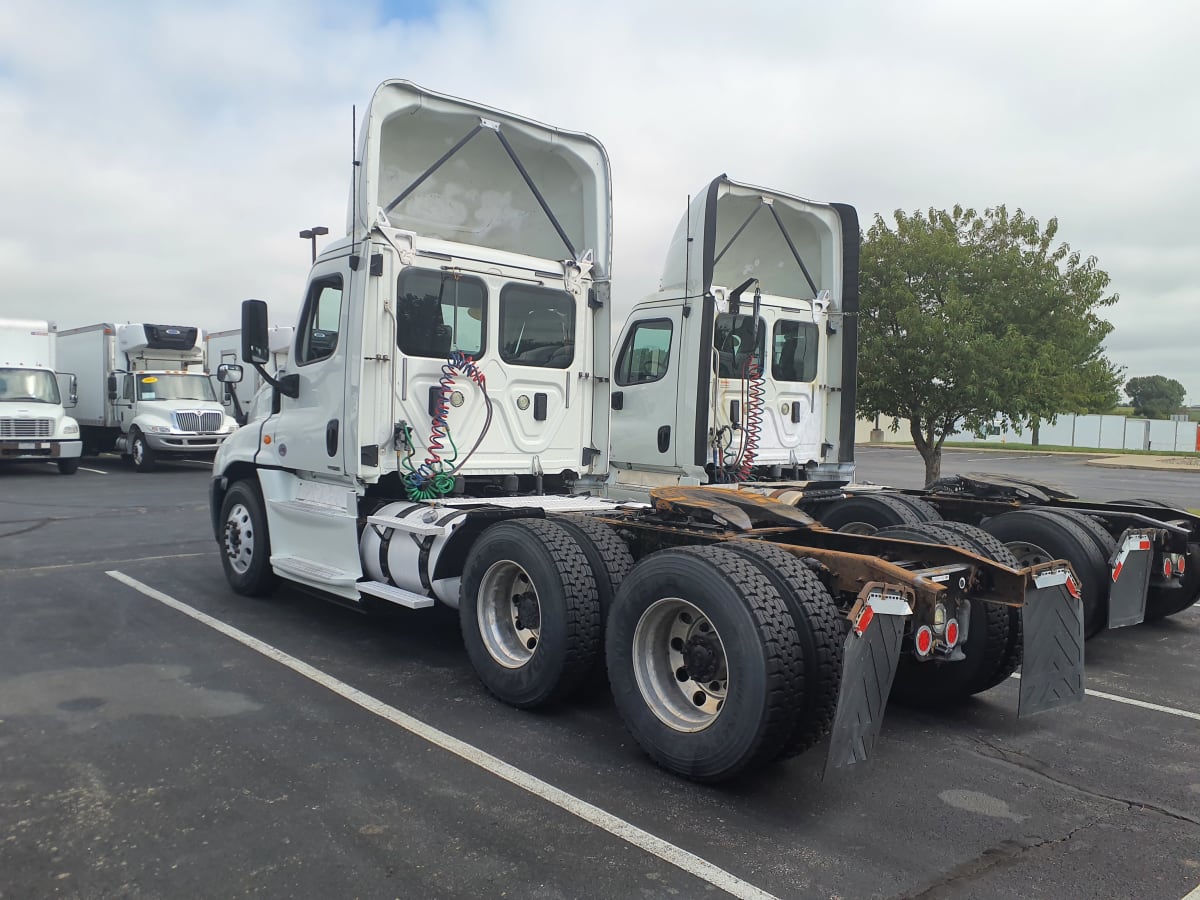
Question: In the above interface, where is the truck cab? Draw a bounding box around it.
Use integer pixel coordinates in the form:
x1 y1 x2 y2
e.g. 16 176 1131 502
212 79 612 599
609 178 858 500
0 318 82 474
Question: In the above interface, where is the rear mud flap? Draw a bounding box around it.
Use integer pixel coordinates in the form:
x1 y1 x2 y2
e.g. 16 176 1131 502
1019 572 1085 716
1106 530 1154 628
823 613 904 776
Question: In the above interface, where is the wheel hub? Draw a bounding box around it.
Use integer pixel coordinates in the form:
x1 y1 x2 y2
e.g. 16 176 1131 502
682 635 721 682
223 503 254 574
477 560 541 669
631 597 729 733
515 592 540 630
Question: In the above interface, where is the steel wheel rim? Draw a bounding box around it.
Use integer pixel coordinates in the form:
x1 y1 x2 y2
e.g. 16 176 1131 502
223 502 255 574
477 560 540 669
1005 540 1054 567
632 597 728 732
132 439 144 465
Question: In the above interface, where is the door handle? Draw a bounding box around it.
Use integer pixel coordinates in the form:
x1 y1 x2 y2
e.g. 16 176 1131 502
325 418 339 457
611 391 624 410
657 425 671 453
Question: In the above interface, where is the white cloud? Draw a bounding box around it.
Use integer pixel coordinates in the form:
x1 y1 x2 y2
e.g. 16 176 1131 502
2 0 1198 399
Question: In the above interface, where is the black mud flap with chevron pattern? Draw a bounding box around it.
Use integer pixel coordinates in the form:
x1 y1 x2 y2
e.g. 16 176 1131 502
1018 573 1085 716
1106 529 1155 628
823 613 905 777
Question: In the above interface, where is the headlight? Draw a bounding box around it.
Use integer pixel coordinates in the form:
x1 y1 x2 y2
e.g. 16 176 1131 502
62 423 79 435
148 425 172 434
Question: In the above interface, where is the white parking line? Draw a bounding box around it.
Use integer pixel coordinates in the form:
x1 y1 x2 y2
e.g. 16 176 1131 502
40 462 107 474
105 570 777 900
1011 674 1200 721
1183 883 1200 900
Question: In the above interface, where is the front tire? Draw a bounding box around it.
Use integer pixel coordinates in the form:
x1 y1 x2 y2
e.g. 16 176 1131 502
130 431 156 472
219 480 278 596
459 519 601 709
606 545 803 782
57 458 80 475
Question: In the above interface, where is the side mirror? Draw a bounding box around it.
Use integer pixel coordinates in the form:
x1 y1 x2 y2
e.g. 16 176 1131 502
58 373 78 407
217 363 244 384
106 373 118 401
241 299 270 365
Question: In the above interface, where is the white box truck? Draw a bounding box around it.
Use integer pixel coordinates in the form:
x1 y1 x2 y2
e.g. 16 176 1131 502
205 326 293 424
0 318 82 474
58 323 239 471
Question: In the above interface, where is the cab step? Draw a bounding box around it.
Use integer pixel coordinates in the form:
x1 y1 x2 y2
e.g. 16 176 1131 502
356 580 436 609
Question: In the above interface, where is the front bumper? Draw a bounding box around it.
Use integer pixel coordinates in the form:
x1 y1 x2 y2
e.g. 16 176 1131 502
0 439 82 461
145 432 230 453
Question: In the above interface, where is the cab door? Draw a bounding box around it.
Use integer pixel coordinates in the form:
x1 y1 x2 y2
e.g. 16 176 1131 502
269 258 352 479
609 306 683 471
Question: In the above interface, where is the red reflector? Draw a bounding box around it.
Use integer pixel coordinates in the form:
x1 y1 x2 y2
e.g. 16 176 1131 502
1066 575 1081 599
853 605 875 637
1111 562 1123 583
944 619 960 648
915 625 933 656
1138 539 1151 551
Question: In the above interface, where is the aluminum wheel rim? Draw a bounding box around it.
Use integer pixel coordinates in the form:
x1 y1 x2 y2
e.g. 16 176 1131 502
1005 540 1054 567
477 560 540 669
224 503 255 574
632 597 728 732
838 521 878 535
132 439 145 465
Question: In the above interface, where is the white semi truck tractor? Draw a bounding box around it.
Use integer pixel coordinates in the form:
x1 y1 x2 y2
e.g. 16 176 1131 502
609 178 1192 640
57 323 239 471
210 80 1086 783
0 318 82 474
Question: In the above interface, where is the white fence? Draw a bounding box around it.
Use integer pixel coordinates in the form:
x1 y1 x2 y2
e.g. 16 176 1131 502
857 415 1199 453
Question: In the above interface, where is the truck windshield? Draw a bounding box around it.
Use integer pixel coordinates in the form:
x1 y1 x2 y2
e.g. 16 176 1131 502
136 374 217 402
0 368 61 404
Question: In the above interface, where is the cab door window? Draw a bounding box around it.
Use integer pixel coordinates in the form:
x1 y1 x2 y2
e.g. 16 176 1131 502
296 275 344 365
615 319 673 386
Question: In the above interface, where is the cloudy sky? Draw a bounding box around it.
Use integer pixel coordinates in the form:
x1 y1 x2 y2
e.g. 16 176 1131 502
2 0 1197 401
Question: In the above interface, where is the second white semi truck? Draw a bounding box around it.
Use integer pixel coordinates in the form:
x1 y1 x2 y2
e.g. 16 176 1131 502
0 318 82 474
58 323 239 471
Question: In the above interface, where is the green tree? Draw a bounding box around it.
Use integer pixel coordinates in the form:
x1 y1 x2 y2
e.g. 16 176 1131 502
1125 375 1186 419
858 205 1120 483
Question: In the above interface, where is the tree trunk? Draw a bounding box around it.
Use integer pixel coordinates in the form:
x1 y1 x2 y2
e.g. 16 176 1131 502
923 448 942 484
909 418 944 485
1031 417 1041 446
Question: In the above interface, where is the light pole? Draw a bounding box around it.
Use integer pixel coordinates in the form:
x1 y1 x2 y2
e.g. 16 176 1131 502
299 226 329 263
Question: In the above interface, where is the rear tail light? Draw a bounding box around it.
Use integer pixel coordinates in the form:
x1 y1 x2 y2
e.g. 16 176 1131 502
914 625 933 657
1163 557 1173 578
944 619 960 648
1177 555 1187 575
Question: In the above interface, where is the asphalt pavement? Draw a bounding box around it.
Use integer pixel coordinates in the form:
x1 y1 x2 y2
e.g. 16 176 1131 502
1 455 1198 899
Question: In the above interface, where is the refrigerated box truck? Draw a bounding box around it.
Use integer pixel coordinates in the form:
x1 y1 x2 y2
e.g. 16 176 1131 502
58 323 239 471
